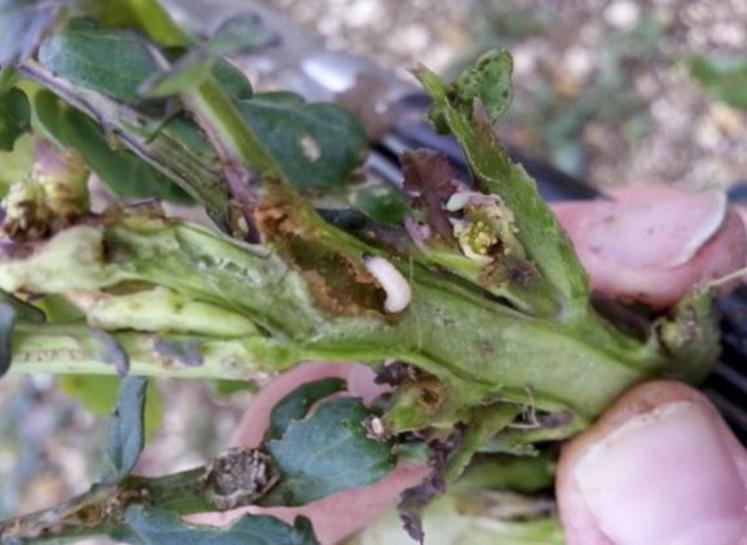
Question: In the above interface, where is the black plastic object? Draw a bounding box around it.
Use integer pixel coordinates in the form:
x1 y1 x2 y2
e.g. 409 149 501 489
370 124 747 445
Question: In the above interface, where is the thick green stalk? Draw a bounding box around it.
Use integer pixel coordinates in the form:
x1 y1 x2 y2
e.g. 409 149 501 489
2 219 668 420
182 76 280 175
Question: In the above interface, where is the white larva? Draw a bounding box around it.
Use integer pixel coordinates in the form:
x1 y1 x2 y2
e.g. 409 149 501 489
364 255 412 313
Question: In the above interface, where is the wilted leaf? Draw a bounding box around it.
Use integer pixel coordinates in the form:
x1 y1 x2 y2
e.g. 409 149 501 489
264 397 394 506
397 434 459 544
34 90 191 202
59 374 163 439
123 506 319 545
401 150 462 245
689 54 747 110
0 0 59 68
102 375 148 484
38 17 160 103
266 377 346 440
0 87 30 151
237 92 367 189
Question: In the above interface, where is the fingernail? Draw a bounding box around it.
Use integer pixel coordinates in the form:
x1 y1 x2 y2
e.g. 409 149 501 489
574 401 747 545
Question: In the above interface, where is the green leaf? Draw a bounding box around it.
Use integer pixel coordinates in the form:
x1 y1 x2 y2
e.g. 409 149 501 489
0 301 16 377
139 55 252 101
137 10 272 99
0 87 29 151
86 0 186 47
34 90 191 202
102 376 148 484
264 397 394 506
237 92 367 189
0 66 15 96
123 506 319 545
212 59 253 101
267 378 346 440
207 12 278 56
38 17 160 104
140 54 214 98
0 0 59 67
414 50 590 313
689 54 747 110
59 374 163 439
351 184 411 225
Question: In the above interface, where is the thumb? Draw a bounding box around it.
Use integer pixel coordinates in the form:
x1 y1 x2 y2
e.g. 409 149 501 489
556 381 747 545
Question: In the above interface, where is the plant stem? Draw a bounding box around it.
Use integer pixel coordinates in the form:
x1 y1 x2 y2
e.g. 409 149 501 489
9 323 291 380
18 61 231 225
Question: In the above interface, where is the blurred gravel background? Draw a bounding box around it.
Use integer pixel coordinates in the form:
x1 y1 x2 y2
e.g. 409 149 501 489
2 0 746 524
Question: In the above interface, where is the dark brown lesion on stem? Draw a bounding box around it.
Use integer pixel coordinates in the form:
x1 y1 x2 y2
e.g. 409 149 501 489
255 181 389 317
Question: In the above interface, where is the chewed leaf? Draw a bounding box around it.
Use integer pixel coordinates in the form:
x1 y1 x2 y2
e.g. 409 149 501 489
267 377 346 440
123 506 319 545
0 87 29 151
238 92 367 188
102 376 147 483
38 17 160 103
263 397 394 506
414 52 590 313
453 50 513 124
0 0 59 67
